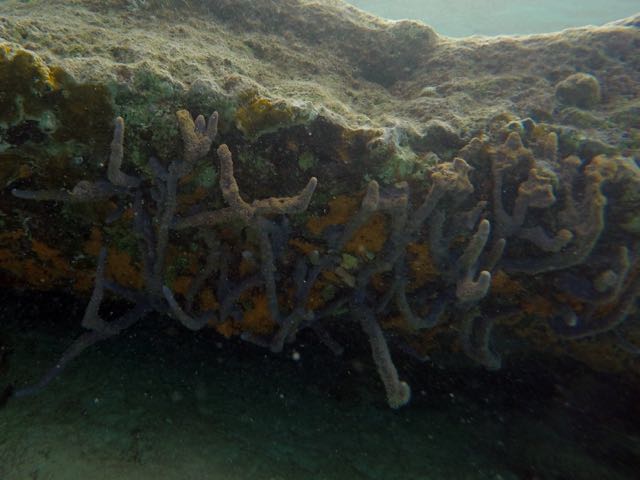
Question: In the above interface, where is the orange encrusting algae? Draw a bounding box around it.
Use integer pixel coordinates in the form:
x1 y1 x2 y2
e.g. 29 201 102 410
0 229 91 290
211 290 279 339
83 227 144 290
406 242 439 290
307 195 359 236
306 193 387 255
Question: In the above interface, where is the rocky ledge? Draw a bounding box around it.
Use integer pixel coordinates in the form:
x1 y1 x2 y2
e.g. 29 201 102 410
0 0 639 406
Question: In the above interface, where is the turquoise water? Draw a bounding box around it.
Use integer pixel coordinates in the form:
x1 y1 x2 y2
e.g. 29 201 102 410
347 0 640 36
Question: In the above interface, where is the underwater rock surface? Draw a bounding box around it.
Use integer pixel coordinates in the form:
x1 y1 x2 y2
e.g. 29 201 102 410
0 0 639 407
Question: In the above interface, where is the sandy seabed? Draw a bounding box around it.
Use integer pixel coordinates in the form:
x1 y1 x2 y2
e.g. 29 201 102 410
1 293 638 480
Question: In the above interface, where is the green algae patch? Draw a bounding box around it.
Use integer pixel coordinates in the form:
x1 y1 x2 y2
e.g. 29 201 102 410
0 45 115 193
235 94 314 139
0 47 56 125
297 150 316 172
1 46 113 147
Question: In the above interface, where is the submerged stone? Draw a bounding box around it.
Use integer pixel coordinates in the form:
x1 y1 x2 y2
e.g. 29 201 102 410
0 0 639 408
555 72 602 109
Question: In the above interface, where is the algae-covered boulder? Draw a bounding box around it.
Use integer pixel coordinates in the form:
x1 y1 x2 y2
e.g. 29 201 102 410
555 72 602 109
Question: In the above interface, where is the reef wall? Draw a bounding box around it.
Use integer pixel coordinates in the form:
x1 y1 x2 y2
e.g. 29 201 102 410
0 0 639 406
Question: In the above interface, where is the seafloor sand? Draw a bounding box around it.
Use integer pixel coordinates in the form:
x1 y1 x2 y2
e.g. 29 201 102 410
1 292 638 480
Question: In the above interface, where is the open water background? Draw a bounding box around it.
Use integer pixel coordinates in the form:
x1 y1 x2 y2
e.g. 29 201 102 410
347 0 640 36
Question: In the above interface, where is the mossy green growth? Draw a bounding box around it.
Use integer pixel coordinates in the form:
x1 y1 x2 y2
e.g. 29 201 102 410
171 253 191 274
235 93 309 139
622 216 640 235
0 47 54 124
132 69 176 100
340 253 358 270
237 149 272 178
0 45 113 146
103 221 141 260
372 148 432 185
321 284 336 302
628 130 640 150
111 69 185 169
613 157 640 234
297 151 316 171
558 107 605 129
557 128 582 157
555 73 601 110
194 163 218 189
